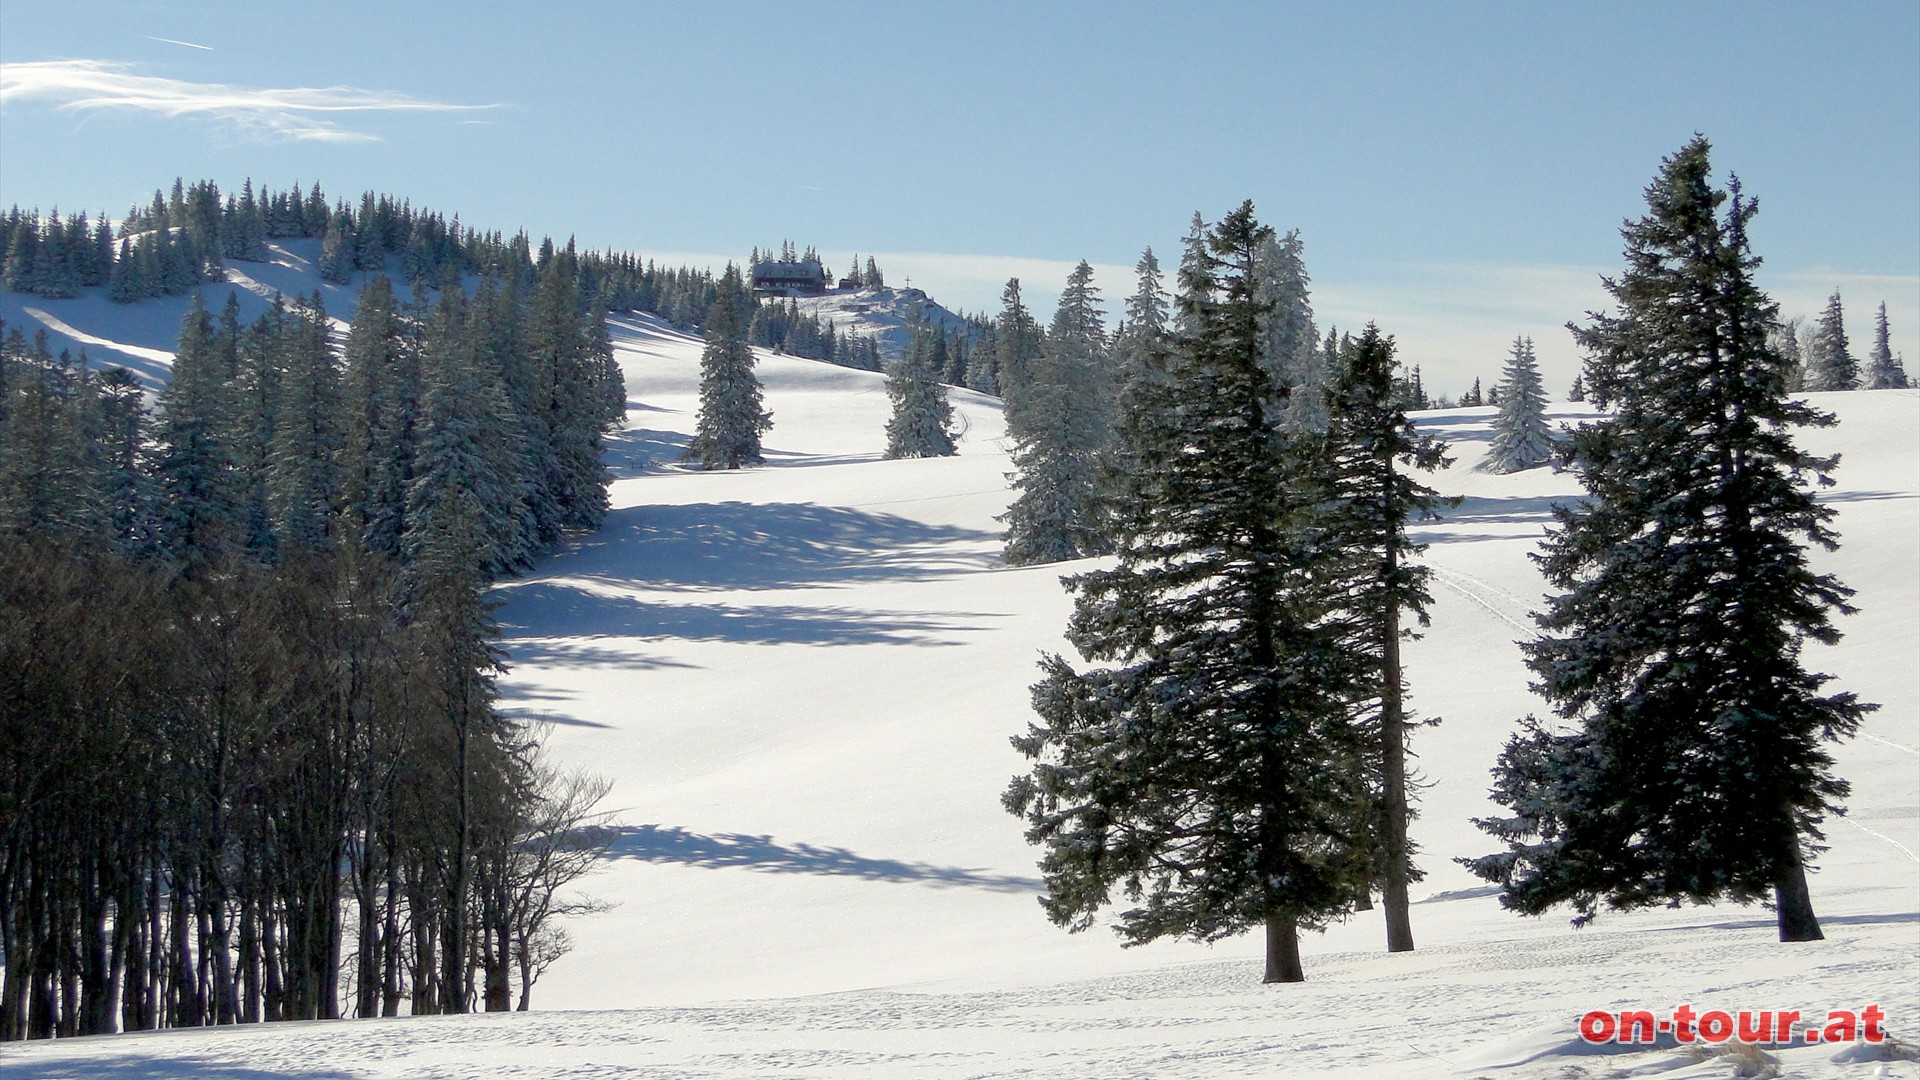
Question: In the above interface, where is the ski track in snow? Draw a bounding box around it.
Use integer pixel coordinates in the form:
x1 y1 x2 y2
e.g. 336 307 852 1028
1427 565 1537 636
1838 813 1920 863
1862 731 1920 756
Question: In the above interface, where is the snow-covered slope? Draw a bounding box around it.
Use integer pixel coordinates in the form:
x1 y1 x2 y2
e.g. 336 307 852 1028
0 240 376 390
4 309 1916 1079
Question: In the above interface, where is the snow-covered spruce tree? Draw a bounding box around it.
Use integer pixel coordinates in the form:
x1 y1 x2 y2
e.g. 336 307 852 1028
1866 302 1909 389
1801 290 1858 391
1112 248 1170 383
1320 324 1456 953
1567 374 1586 402
943 325 971 387
585 298 628 436
230 294 284 558
319 207 357 284
267 293 345 558
341 274 419 558
1464 137 1872 942
1486 335 1554 472
153 293 242 564
1102 249 1172 495
1005 202 1369 984
90 365 156 555
0 336 95 538
1000 261 1112 565
685 264 771 469
1396 356 1429 412
993 278 1045 422
965 320 1000 394
525 252 616 532
883 310 958 459
456 275 542 570
1254 228 1325 430
1766 316 1807 394
407 287 531 580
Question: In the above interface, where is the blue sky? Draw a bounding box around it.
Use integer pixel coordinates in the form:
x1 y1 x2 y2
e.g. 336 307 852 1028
2 1 1916 394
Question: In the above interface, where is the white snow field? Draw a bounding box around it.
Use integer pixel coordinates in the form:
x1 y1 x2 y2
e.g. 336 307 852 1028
2 307 1916 1079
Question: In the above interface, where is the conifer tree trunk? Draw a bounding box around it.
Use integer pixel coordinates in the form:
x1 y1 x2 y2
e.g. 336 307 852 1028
1380 551 1415 954
1775 844 1823 942
1263 911 1303 983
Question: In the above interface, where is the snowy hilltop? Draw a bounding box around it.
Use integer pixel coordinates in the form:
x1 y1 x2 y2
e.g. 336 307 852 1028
785 284 976 364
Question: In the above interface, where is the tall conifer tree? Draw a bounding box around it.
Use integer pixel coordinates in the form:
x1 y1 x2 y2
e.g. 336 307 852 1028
883 311 958 459
1101 248 1173 533
153 295 241 563
1001 261 1111 564
1320 325 1456 953
993 279 1044 422
1801 291 1858 391
268 294 345 557
1865 302 1908 389
1465 137 1871 942
342 276 416 557
1486 336 1554 472
1254 229 1323 430
1005 203 1368 983
686 264 771 469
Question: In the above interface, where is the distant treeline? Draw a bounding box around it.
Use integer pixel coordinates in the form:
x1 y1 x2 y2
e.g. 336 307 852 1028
1 179 721 332
0 243 625 1037
1 180 975 380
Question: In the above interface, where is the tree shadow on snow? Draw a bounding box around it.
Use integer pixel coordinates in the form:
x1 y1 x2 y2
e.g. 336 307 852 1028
606 313 696 350
604 825 1042 893
1818 488 1914 505
602 426 693 477
532 501 1001 592
1643 910 1920 935
1414 488 1913 546
494 680 626 729
1412 493 1572 544
0 1056 358 1080
494 581 1000 648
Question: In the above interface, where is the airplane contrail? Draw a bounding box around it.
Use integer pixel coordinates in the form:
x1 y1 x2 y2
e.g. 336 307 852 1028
145 36 214 51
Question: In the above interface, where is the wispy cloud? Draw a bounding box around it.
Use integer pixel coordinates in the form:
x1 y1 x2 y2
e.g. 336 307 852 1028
0 59 498 143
